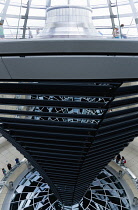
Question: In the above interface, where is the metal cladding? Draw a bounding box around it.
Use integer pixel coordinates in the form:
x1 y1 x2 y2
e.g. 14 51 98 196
0 80 138 206
37 5 99 38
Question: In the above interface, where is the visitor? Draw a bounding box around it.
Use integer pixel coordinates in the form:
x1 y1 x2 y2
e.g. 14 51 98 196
2 168 6 176
112 24 127 39
112 27 120 38
36 28 40 35
7 163 12 170
120 24 127 39
116 154 121 164
15 157 20 165
0 22 4 39
121 156 126 166
98 31 103 36
28 27 33 38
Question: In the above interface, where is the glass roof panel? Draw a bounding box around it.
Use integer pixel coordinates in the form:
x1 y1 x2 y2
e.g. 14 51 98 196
70 0 88 6
51 0 68 6
0 0 138 39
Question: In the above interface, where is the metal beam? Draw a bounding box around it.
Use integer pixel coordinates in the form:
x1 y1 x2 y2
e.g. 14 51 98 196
1 40 138 79
22 0 32 39
0 80 137 206
0 126 62 203
107 0 115 29
129 0 138 31
46 0 51 7
87 0 91 7
0 0 10 24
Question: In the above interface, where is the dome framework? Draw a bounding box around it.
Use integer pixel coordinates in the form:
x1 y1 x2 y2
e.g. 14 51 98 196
0 1 138 209
0 0 138 39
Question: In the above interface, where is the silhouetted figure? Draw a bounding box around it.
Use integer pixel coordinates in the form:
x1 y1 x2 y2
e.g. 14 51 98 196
120 24 127 39
0 22 4 39
121 156 126 166
7 163 12 170
116 154 121 164
28 27 33 38
2 168 6 176
15 158 20 165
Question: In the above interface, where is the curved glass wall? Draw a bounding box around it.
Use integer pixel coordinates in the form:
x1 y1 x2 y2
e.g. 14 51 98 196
0 0 138 39
9 168 130 210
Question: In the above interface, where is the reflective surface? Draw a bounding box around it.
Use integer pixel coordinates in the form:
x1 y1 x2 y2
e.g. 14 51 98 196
10 168 130 209
10 169 62 210
38 5 99 38
80 169 130 210
0 0 138 39
32 93 108 124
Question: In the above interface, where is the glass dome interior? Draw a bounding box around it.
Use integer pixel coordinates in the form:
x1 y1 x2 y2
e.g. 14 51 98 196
0 0 138 39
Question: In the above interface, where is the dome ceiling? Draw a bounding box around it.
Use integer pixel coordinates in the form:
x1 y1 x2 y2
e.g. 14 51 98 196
0 0 138 39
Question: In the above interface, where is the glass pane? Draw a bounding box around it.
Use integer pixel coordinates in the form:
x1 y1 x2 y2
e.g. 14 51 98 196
0 0 138 39
70 0 88 6
51 0 68 6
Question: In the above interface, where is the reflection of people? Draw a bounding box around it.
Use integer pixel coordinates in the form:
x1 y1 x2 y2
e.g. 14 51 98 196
28 27 33 38
0 22 4 39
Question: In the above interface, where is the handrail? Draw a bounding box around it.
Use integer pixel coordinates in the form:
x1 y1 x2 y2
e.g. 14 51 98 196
112 159 138 191
0 158 27 193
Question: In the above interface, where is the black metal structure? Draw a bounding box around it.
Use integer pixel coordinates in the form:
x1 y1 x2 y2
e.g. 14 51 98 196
0 80 138 206
9 168 130 210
